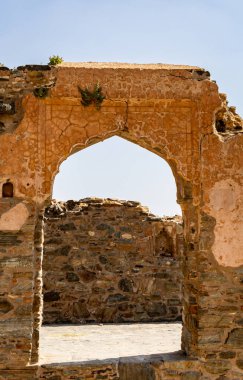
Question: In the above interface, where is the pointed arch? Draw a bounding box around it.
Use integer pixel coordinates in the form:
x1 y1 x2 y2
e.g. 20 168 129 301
53 135 181 216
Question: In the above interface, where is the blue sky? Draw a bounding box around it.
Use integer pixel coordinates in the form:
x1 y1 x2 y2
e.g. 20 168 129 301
1 0 242 215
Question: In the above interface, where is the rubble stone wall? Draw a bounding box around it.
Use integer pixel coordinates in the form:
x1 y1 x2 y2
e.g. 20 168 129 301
42 199 183 324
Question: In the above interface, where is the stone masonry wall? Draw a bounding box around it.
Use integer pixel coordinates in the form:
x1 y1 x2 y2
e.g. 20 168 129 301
1 62 242 377
42 199 183 324
0 65 55 135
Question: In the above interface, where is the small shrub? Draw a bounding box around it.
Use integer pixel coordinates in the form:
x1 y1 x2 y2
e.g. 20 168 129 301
78 82 105 110
48 55 63 66
33 86 49 98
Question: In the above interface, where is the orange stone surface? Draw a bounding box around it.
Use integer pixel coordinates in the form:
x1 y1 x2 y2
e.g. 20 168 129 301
0 62 242 378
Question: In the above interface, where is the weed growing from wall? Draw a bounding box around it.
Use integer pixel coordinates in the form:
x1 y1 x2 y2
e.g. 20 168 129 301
78 83 105 110
33 87 49 98
48 55 63 65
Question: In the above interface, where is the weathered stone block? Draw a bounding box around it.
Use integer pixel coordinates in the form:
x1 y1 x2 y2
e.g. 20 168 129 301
226 328 243 347
219 351 236 359
107 294 129 303
44 292 60 302
147 303 167 317
73 301 90 319
58 223 76 231
119 361 155 380
66 272 79 282
204 360 231 375
181 371 201 380
0 299 13 315
0 233 22 246
118 278 134 292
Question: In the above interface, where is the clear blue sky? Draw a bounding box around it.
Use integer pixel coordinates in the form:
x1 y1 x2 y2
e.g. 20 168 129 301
1 1 242 215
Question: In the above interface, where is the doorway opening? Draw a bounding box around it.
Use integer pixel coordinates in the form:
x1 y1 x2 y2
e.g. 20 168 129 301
52 136 181 217
40 136 183 365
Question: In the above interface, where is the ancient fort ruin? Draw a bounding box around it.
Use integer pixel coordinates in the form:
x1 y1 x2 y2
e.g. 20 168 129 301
0 62 242 379
42 199 183 325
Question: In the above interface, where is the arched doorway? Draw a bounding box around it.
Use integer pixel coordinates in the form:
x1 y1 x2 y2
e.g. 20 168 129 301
53 136 181 216
31 128 194 364
39 135 184 362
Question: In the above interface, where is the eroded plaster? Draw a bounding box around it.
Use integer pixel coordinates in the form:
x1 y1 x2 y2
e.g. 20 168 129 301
0 202 29 231
209 179 243 267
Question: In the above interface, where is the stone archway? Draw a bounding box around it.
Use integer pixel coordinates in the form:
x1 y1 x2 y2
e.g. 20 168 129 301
27 68 204 364
0 63 242 379
39 136 183 350
31 129 192 364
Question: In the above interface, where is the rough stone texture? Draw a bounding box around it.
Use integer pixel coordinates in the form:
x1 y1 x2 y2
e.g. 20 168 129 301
42 199 183 324
0 368 38 380
0 65 55 134
0 62 242 378
215 93 243 135
38 353 243 380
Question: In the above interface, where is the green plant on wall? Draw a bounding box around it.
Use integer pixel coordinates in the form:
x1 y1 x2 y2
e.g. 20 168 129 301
33 86 49 98
48 55 63 65
78 83 105 110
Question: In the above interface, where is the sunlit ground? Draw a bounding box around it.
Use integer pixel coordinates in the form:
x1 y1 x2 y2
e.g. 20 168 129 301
40 322 182 364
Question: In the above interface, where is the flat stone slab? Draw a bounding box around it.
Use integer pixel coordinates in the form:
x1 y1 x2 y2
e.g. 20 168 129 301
40 322 182 365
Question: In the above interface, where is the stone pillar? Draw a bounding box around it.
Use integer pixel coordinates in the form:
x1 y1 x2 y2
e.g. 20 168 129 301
180 201 200 357
0 198 37 369
30 210 45 364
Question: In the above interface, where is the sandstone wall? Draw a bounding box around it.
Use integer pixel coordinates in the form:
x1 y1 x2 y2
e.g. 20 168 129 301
1 62 242 376
42 199 183 324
